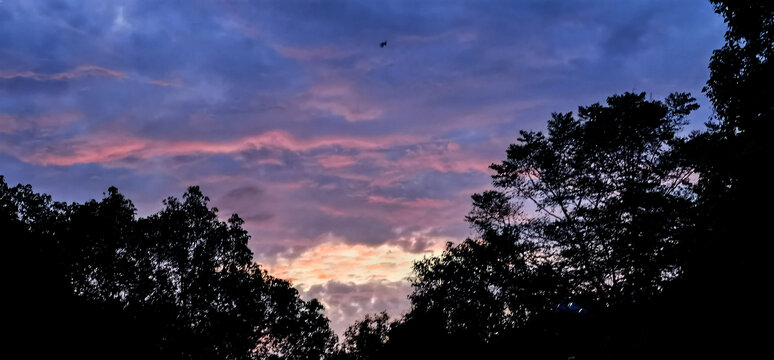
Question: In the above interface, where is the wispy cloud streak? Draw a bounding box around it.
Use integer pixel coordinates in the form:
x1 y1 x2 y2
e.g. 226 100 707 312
0 65 126 81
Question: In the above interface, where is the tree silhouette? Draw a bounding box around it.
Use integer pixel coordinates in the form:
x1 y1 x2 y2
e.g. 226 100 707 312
1 177 337 359
675 1 773 356
397 93 700 358
493 92 698 306
336 311 393 360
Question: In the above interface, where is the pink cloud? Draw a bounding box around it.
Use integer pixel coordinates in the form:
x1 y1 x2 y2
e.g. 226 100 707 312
0 65 126 81
397 28 479 44
366 195 449 208
366 195 404 205
317 204 352 217
302 83 385 122
9 130 423 166
151 78 184 87
307 100 384 122
276 45 354 61
392 142 493 174
323 142 493 182
312 142 493 191
316 155 358 169
254 158 284 166
315 197 467 241
0 111 81 134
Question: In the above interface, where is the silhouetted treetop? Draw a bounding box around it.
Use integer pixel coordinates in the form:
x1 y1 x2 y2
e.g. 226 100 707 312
406 93 699 351
337 311 394 360
1 177 337 360
706 0 773 135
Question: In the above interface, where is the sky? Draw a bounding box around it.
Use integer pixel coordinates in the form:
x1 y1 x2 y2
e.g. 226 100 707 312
0 0 725 335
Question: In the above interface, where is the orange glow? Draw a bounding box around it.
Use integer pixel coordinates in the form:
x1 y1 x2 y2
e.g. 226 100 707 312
264 236 448 290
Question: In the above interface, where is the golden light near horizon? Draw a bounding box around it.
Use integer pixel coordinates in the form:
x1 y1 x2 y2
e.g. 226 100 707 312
265 233 452 290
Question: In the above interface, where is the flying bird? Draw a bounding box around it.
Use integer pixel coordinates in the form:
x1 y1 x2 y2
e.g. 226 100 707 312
380 41 387 48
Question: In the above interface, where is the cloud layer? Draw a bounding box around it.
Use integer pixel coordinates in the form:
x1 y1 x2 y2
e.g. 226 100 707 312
0 0 724 335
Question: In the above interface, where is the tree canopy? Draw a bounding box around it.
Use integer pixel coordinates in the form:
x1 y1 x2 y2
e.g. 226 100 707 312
398 92 699 358
2 178 336 360
674 0 773 356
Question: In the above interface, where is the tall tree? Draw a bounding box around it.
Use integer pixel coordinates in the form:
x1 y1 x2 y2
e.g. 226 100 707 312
490 92 698 307
678 1 773 356
405 93 699 356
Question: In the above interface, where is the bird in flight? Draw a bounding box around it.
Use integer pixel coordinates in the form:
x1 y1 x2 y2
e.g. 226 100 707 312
380 41 387 48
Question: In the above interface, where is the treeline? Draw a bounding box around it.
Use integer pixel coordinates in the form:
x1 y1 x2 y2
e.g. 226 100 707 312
2 182 336 359
335 1 771 359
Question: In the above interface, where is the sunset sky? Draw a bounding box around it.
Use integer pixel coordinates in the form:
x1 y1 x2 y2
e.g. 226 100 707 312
0 0 725 334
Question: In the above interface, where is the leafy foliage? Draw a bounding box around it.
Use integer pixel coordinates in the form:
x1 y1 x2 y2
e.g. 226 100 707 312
408 93 698 348
673 1 773 356
336 311 393 360
1 177 336 360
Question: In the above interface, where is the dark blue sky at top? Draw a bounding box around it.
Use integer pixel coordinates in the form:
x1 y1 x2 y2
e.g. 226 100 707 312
0 0 726 333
